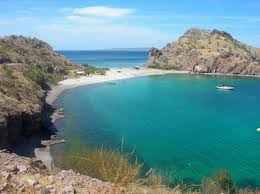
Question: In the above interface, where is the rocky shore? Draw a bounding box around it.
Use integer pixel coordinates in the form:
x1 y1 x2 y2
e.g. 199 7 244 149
0 150 122 194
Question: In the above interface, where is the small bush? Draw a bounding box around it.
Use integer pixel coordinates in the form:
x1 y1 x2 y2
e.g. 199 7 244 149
201 170 236 194
60 145 143 186
45 73 65 85
23 65 44 85
84 64 108 75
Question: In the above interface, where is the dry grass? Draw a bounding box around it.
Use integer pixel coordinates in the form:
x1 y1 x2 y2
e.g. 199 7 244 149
60 142 143 186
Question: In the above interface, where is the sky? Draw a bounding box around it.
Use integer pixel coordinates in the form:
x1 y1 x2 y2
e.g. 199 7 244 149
0 0 260 50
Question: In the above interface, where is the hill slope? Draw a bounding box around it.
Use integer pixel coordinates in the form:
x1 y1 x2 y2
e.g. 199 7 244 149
146 28 260 75
0 36 81 148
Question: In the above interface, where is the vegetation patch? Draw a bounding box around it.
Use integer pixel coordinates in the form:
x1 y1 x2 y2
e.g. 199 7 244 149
84 64 109 75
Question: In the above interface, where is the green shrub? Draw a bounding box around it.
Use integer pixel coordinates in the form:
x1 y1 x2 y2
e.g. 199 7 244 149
23 65 44 85
45 73 64 85
84 64 108 75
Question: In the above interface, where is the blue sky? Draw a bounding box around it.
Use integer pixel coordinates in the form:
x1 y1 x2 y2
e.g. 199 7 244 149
0 0 260 50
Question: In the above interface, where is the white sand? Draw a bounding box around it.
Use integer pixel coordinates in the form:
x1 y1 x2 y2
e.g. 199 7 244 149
46 67 190 105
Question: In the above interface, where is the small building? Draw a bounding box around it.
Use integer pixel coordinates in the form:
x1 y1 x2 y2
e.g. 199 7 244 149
76 71 86 76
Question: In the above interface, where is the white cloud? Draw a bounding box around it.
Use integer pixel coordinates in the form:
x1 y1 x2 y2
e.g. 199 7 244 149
72 6 135 18
66 15 107 24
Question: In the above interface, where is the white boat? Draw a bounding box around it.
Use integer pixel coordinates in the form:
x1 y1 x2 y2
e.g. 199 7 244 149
257 128 260 132
216 85 235 90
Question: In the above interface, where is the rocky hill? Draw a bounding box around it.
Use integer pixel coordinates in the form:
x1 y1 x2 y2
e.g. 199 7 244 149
0 36 81 149
146 28 260 75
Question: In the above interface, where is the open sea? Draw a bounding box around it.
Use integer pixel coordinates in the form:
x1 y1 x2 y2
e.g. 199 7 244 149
57 50 149 67
53 51 260 187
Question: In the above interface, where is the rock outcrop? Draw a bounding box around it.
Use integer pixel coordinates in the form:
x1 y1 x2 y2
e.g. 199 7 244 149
0 151 117 193
0 36 82 149
146 28 260 75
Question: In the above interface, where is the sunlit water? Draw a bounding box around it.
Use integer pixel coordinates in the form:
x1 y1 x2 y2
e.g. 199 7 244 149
53 74 260 187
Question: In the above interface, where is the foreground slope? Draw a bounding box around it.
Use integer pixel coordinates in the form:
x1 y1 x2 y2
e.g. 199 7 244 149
146 28 260 75
0 35 81 148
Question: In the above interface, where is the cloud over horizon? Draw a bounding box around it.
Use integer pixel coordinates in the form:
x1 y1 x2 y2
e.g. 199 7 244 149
71 6 135 18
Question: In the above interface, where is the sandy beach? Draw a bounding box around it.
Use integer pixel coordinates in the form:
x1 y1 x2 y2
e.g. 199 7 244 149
46 67 189 105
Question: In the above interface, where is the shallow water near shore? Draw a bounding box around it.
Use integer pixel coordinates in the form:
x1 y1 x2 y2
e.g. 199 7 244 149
53 74 260 187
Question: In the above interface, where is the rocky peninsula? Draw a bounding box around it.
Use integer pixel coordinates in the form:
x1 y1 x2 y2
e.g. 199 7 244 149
146 28 260 75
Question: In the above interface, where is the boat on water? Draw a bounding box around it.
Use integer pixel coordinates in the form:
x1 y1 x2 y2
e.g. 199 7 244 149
216 85 235 90
257 128 260 132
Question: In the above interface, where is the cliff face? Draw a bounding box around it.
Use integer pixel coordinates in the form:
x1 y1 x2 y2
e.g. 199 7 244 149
146 28 260 75
0 36 81 149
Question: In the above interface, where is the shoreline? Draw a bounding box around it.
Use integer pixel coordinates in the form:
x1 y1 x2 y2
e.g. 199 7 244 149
46 67 260 105
46 67 189 105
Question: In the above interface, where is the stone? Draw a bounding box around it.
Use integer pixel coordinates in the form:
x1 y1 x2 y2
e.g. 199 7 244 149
50 188 56 193
48 175 54 184
17 164 27 173
5 165 17 173
47 185 53 189
81 190 90 194
63 185 75 194
4 173 11 181
26 178 39 186
18 180 25 187
0 171 9 177
35 184 42 192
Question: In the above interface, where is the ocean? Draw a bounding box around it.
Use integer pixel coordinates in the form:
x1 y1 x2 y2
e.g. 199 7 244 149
57 50 149 68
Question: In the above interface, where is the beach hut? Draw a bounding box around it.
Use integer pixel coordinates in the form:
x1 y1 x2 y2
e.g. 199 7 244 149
76 71 86 76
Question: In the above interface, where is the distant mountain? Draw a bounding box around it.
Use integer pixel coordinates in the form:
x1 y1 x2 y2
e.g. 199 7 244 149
146 28 260 75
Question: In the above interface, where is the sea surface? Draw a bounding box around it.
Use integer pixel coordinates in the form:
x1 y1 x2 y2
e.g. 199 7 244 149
57 50 149 67
54 74 260 187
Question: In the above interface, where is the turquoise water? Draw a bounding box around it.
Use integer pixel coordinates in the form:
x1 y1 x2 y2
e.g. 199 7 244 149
55 74 260 187
57 50 149 67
